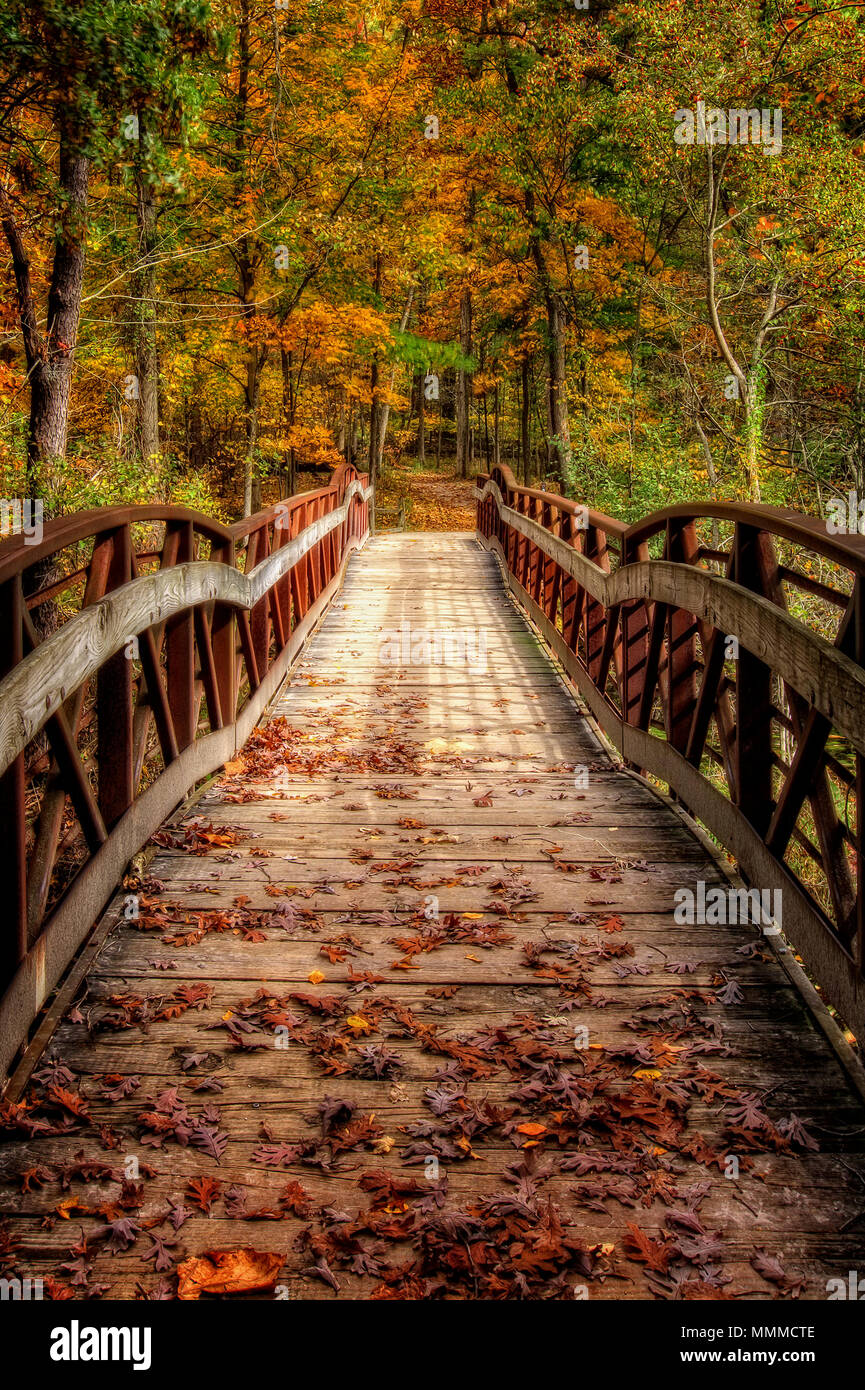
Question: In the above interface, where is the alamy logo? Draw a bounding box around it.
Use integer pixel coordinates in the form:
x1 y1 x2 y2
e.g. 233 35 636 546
825 491 865 536
0 498 43 545
379 621 488 673
674 101 783 156
0 1276 43 1300
673 880 782 932
826 1270 864 1299
50 1321 152 1371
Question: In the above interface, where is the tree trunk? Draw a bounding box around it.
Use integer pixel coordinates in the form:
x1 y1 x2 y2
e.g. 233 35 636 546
545 292 571 488
526 184 571 490
337 394 347 458
234 0 264 516
368 253 383 484
703 147 764 503
281 347 296 495
28 144 89 485
521 357 531 484
368 351 380 476
243 346 264 515
131 111 160 467
375 284 414 477
1 132 88 637
694 414 721 550
456 288 472 478
743 432 762 503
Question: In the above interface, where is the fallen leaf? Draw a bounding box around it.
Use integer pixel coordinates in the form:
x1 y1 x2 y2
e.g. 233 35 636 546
177 1248 283 1300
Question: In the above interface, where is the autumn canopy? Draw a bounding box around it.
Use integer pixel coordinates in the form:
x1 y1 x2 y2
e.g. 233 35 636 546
0 0 863 525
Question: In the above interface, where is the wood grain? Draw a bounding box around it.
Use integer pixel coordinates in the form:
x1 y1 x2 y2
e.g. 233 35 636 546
1 533 864 1303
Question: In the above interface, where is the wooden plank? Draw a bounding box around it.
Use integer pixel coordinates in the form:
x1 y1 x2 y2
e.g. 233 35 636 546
2 531 864 1305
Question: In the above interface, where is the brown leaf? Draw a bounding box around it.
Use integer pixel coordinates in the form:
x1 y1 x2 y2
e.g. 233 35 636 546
176 1247 283 1300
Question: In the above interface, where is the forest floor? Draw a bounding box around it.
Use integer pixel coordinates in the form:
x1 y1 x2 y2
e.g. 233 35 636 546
376 461 476 532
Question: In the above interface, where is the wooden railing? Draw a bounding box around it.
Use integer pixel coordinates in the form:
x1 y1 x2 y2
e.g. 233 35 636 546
477 463 865 1044
0 463 371 1077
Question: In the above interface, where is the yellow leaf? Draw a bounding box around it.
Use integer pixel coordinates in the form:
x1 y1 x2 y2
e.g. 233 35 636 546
308 970 326 985
55 1198 87 1219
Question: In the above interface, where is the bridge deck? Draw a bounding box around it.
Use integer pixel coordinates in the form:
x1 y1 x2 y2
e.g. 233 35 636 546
2 533 865 1300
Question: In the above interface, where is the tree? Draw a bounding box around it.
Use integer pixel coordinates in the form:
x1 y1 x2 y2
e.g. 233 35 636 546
0 0 213 496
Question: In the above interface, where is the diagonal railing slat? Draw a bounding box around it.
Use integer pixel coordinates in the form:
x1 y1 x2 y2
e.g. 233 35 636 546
477 464 865 1044
0 465 370 1080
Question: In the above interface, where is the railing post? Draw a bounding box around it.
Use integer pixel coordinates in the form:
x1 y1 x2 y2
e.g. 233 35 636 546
540 499 559 618
506 490 518 574
211 536 237 725
274 512 292 650
476 476 485 538
665 520 699 754
165 519 197 752
310 496 324 601
529 495 544 604
97 524 135 827
290 502 309 622
855 576 864 975
0 574 27 984
732 523 775 836
584 524 611 687
249 524 272 681
519 493 532 589
621 533 650 728
324 494 337 585
560 511 582 652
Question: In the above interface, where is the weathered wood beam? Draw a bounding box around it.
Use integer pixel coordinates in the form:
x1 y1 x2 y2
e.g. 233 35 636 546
0 482 371 778
475 480 865 757
0 527 368 1081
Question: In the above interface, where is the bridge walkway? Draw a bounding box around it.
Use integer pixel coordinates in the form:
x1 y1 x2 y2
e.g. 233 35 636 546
1 533 864 1300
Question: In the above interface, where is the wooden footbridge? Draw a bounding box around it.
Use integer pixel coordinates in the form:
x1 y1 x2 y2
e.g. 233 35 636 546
1 464 865 1300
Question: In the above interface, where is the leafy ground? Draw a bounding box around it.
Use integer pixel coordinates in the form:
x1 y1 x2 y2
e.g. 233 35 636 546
376 463 476 532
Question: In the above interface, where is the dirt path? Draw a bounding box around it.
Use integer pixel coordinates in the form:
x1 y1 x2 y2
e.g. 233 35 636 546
376 464 476 531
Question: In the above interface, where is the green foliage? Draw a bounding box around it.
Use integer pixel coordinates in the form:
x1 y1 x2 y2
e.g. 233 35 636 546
1 0 219 156
390 331 476 373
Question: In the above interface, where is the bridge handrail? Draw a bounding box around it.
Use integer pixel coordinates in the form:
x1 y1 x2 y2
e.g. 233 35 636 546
0 464 371 1080
477 465 865 1045
0 463 364 591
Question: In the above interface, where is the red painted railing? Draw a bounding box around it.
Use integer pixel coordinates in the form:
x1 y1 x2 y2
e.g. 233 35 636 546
477 463 865 1044
0 463 370 1076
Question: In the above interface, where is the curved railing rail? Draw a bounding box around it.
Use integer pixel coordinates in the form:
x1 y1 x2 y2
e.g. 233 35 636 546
477 463 865 1044
0 463 371 1078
